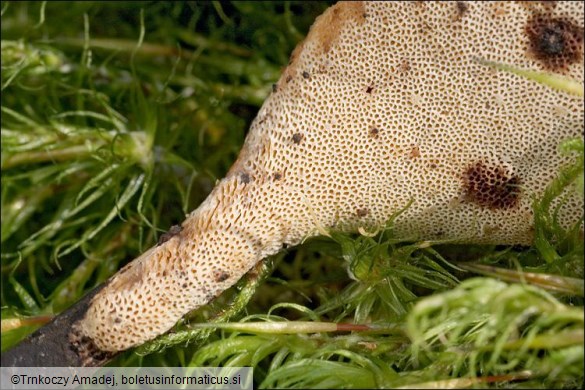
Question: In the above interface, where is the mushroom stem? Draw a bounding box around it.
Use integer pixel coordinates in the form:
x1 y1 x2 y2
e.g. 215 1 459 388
71 176 289 361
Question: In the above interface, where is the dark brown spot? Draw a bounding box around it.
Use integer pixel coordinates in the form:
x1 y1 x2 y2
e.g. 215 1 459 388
369 127 380 138
525 13 584 72
286 75 293 83
157 224 183 246
462 161 522 210
366 85 374 93
272 84 278 93
114 317 121 324
302 71 310 79
292 133 303 144
215 271 230 283
429 163 437 169
357 208 369 217
273 172 282 181
456 2 468 18
182 283 188 288
240 173 251 184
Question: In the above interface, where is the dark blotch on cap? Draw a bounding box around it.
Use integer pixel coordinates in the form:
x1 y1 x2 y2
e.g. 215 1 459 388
215 271 230 283
456 2 468 17
462 161 522 210
292 133 304 144
525 13 584 72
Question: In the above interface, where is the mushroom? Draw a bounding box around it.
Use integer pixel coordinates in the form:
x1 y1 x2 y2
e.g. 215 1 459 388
6 1 584 366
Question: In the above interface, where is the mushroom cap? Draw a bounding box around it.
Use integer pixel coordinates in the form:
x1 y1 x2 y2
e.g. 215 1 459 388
76 1 584 354
227 0 583 245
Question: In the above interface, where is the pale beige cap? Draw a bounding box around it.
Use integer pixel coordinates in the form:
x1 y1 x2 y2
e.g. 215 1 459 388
74 1 584 354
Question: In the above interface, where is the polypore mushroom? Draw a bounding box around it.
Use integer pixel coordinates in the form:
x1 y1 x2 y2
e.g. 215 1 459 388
4 1 584 366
